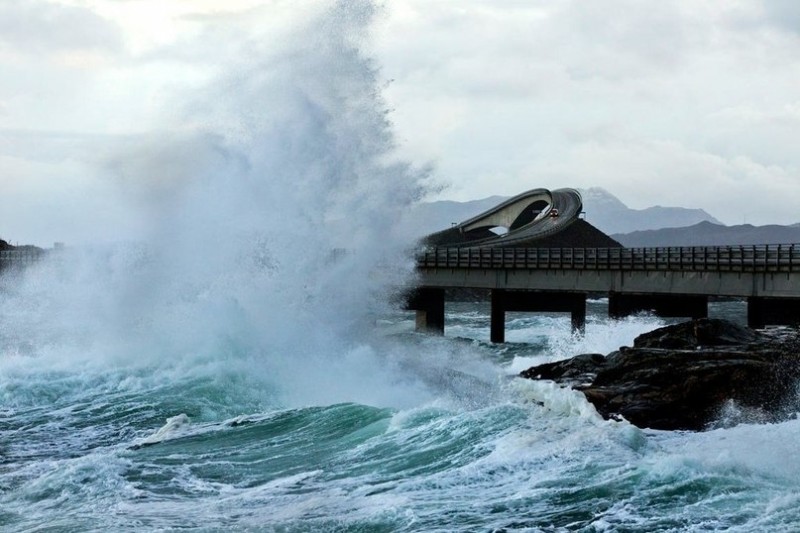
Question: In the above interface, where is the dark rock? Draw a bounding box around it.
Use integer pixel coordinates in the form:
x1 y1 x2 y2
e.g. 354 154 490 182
520 319 800 431
519 353 606 385
632 319 763 350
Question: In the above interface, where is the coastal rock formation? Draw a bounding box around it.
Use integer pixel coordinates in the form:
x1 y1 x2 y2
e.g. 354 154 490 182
520 319 800 431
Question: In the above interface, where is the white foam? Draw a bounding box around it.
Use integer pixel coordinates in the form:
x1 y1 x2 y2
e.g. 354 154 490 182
507 313 667 373
137 413 192 446
650 417 800 485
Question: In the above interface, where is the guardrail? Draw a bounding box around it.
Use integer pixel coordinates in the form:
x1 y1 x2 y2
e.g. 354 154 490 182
0 249 46 268
417 244 800 273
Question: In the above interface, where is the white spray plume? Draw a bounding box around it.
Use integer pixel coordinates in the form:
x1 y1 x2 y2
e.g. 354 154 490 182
1 1 436 408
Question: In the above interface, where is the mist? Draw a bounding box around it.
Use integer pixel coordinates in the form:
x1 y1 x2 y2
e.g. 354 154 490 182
1 0 438 409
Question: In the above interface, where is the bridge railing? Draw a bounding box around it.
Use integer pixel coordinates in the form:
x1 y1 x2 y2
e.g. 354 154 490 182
0 249 46 269
416 244 800 273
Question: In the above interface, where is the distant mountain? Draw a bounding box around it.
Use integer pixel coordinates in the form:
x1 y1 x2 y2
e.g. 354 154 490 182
579 188 722 235
400 187 722 238
614 221 800 247
398 196 510 238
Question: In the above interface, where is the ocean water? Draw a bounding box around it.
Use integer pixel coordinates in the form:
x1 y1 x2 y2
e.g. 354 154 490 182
3 291 800 532
3 2 800 531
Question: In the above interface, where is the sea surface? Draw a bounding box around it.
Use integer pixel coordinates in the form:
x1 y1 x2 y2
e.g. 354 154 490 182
3 285 800 532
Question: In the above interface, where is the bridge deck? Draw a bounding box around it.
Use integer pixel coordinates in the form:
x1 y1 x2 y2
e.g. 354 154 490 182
416 245 800 299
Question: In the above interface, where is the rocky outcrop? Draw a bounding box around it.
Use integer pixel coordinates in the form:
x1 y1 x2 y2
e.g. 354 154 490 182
520 319 800 431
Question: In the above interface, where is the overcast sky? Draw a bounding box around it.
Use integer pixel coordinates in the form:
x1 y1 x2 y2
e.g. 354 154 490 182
2 0 800 245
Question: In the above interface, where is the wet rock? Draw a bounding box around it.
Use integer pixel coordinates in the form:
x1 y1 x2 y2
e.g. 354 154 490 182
519 353 606 386
632 319 763 350
520 318 800 431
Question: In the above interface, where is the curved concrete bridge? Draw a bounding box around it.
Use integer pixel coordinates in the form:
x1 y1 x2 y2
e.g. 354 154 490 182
423 188 583 248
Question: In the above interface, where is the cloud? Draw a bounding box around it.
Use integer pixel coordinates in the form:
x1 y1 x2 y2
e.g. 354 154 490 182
0 1 123 58
374 0 800 227
2 0 800 239
760 0 800 35
537 138 800 225
0 129 150 245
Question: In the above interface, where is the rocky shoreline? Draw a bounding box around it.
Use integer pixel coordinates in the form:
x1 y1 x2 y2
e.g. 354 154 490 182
520 318 800 431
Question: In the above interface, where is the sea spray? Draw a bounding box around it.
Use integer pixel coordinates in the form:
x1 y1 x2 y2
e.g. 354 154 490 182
1 0 436 410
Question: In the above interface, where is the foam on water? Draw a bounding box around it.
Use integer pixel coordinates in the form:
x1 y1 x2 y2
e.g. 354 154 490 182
652 418 800 485
503 312 668 373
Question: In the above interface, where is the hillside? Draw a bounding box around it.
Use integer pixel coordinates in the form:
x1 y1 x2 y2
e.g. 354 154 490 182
579 188 722 235
614 221 800 247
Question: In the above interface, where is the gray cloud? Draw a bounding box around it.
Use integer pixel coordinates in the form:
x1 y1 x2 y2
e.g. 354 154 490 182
761 0 800 34
376 1 800 225
0 0 122 56
3 0 800 242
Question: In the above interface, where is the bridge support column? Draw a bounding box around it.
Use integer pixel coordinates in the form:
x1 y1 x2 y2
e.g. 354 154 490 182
608 293 708 320
406 288 445 334
491 290 506 343
571 301 587 333
747 297 800 328
490 289 586 343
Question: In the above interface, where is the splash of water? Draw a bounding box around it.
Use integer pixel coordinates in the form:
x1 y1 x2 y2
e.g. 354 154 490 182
0 1 435 409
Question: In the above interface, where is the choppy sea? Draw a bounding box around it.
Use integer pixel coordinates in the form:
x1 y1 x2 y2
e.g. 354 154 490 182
3 279 800 532
3 2 800 530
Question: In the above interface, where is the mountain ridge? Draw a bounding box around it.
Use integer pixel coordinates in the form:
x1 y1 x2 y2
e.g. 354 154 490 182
614 221 800 247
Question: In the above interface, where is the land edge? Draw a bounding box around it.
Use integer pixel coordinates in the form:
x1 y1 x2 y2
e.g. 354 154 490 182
519 318 800 431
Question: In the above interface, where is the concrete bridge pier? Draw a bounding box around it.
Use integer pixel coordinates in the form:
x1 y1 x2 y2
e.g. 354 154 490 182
608 293 708 320
406 287 445 334
491 289 586 343
747 297 800 328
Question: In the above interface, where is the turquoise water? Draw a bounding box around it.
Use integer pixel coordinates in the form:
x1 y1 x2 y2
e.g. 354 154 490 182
3 290 800 532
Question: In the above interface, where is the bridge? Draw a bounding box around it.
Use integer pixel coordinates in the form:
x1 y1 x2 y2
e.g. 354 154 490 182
423 188 585 248
410 188 800 342
5 197 800 344
0 249 45 270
